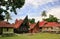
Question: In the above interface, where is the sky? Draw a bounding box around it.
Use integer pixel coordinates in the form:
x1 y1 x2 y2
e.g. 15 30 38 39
8 0 60 23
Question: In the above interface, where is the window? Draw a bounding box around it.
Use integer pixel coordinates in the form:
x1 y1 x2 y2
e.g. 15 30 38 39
7 28 8 31
51 27 53 29
3 28 9 32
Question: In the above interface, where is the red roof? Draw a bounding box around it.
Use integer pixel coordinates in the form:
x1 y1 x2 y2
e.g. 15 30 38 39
29 23 36 29
39 21 60 27
0 21 14 28
14 19 23 28
39 21 47 27
14 16 28 29
45 22 60 27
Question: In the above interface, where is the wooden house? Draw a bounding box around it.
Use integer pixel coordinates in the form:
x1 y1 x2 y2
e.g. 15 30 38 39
0 21 14 35
29 22 40 33
39 21 47 32
43 22 60 33
14 16 40 33
14 16 29 33
39 21 60 33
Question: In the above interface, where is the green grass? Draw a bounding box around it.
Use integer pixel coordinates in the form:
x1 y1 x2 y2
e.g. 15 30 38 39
0 33 60 39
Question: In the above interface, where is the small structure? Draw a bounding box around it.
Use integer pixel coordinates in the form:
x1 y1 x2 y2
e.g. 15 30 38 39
29 22 40 33
0 21 14 35
14 16 29 33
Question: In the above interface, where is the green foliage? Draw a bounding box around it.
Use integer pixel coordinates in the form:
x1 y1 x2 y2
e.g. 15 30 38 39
0 0 25 21
0 0 25 14
29 18 35 23
43 14 59 22
0 8 11 21
0 14 5 21
0 8 5 21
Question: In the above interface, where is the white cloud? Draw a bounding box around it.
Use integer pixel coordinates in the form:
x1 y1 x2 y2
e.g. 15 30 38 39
46 7 60 19
28 7 60 22
9 7 60 23
25 0 56 8
28 12 43 22
9 0 60 23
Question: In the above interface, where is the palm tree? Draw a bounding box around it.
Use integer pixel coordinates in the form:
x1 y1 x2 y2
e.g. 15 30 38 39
41 11 47 21
5 13 12 22
41 11 47 17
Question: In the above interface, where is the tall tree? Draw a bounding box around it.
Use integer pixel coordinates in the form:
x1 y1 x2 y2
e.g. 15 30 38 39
41 11 47 21
0 0 25 21
5 13 12 22
41 11 47 17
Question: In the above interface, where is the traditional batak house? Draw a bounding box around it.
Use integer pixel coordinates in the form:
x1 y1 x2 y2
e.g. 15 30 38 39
14 16 40 33
14 16 29 33
44 22 60 33
39 21 60 33
0 21 14 35
29 21 40 33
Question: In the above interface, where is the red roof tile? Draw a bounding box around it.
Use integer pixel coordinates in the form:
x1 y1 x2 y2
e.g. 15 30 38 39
14 19 23 28
39 21 47 27
39 21 60 27
0 21 14 28
14 16 28 29
44 22 60 27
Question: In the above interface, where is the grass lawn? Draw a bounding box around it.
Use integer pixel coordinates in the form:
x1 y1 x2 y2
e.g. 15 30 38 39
0 33 60 39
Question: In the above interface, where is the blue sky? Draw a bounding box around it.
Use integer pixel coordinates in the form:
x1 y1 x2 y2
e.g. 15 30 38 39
8 0 60 23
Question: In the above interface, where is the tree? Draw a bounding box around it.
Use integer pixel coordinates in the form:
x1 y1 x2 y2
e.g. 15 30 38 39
0 14 4 21
43 14 59 22
0 0 25 21
0 8 5 21
28 18 35 23
5 13 12 22
41 11 47 21
41 11 47 17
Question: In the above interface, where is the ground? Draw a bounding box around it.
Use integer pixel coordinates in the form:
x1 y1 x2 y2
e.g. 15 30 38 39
0 33 60 39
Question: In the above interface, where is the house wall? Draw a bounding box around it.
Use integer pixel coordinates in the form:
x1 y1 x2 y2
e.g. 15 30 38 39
34 26 39 33
52 27 60 33
29 26 39 33
42 27 47 32
53 27 60 31
42 27 53 32
3 28 13 34
42 27 60 33
0 28 3 35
